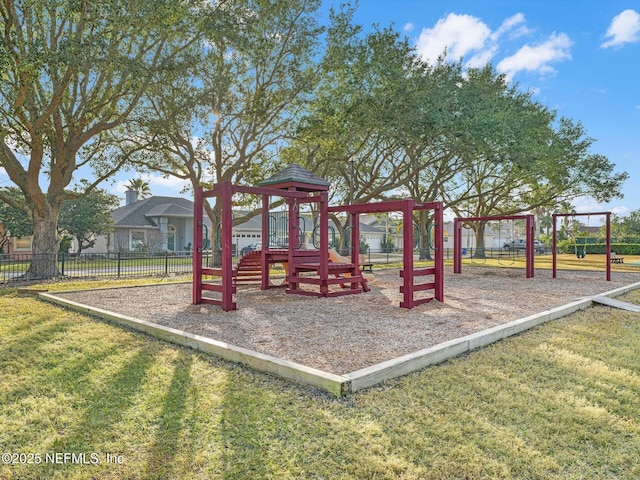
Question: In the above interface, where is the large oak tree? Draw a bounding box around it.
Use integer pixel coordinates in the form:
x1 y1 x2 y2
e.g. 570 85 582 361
0 0 206 278
127 0 324 229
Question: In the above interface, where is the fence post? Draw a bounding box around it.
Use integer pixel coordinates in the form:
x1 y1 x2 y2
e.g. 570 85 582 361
60 253 65 276
165 251 169 275
117 251 121 278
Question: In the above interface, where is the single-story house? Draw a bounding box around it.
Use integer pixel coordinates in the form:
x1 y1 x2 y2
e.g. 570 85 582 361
0 223 33 257
83 191 208 254
361 215 527 251
230 210 388 253
83 191 389 255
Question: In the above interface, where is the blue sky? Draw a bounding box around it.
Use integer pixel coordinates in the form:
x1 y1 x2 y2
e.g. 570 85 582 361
341 0 640 222
1 1 638 225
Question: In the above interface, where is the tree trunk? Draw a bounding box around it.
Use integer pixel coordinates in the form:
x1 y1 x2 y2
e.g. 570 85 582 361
206 200 222 267
76 237 84 256
418 211 432 261
327 213 348 255
473 221 487 259
24 203 61 279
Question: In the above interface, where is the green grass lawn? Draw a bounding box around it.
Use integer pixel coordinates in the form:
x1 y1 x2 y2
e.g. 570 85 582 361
454 253 640 274
1 283 640 479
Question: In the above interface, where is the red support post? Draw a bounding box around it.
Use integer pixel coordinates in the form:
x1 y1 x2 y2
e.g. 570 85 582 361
453 218 462 274
287 190 297 252
552 214 558 278
351 212 360 265
606 212 611 281
400 199 415 308
525 215 534 278
319 191 329 296
192 186 204 305
433 202 444 302
220 181 236 311
261 194 270 290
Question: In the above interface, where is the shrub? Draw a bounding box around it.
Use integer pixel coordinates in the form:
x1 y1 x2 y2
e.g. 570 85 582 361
557 241 640 255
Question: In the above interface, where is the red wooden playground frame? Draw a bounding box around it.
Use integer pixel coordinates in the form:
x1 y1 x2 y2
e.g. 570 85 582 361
192 173 444 311
551 211 611 281
328 199 444 309
453 214 535 278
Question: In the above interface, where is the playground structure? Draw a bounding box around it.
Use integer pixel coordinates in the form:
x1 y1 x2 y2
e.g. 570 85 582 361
453 214 535 278
192 164 444 311
552 211 611 281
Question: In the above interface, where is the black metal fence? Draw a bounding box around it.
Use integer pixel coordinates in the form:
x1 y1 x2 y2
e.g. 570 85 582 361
360 246 545 263
1 251 199 283
1 246 548 283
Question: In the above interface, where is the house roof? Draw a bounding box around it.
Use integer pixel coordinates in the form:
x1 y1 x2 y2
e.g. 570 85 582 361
111 195 386 236
145 203 193 218
112 196 196 228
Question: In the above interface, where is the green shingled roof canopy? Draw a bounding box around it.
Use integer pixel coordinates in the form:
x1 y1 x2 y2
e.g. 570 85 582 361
258 163 330 192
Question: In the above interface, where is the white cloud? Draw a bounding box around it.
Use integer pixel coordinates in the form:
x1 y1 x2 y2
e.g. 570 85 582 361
571 197 626 222
601 9 640 48
147 174 192 192
611 205 630 216
114 174 192 196
403 22 414 33
496 32 572 81
491 13 527 41
466 46 498 69
414 12 573 82
415 13 492 64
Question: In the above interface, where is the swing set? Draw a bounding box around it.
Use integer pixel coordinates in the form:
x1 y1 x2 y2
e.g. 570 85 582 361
551 211 611 281
453 214 535 278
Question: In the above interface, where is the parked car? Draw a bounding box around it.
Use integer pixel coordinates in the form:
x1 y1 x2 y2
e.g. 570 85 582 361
240 243 259 256
503 239 545 254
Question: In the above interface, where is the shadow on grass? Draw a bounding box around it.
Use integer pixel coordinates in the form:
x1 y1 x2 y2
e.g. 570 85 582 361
143 354 193 479
0 320 72 366
47 348 157 454
215 366 336 479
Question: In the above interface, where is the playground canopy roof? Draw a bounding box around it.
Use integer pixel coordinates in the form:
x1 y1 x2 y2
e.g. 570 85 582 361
258 163 330 192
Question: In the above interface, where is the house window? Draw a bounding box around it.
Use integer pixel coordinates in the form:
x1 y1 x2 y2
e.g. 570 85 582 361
13 236 33 251
130 230 147 251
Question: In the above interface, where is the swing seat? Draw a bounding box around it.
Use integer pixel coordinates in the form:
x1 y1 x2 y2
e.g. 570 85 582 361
576 251 586 259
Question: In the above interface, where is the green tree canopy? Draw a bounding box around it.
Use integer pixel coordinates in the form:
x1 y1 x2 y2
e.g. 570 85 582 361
125 178 151 199
0 186 33 253
58 187 120 255
611 210 640 241
0 0 207 278
127 0 324 229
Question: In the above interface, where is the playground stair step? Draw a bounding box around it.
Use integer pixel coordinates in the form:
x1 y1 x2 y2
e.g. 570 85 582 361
235 251 264 284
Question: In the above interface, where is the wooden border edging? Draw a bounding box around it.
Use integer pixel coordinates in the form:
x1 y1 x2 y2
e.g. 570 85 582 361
344 298 593 392
596 280 640 299
591 296 640 312
38 293 349 397
345 280 640 393
38 280 640 397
